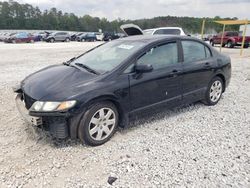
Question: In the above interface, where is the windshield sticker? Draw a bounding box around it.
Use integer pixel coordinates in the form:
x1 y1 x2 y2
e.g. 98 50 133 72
118 44 134 50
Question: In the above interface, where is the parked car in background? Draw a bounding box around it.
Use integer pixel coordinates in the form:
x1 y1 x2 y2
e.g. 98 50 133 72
0 32 10 41
77 33 97 42
144 27 187 36
4 32 34 43
103 32 121 41
15 35 231 146
121 24 187 36
32 31 49 41
210 31 250 48
44 32 71 42
70 32 83 41
95 32 104 41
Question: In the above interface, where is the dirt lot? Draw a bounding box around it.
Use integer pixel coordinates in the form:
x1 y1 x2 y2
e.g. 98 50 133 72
0 42 249 188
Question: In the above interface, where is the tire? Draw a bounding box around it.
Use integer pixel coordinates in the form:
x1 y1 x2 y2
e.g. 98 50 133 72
227 40 234 48
243 44 249 48
210 40 214 46
203 77 223 106
78 101 119 146
81 38 85 42
65 38 70 42
50 38 55 43
222 43 225 47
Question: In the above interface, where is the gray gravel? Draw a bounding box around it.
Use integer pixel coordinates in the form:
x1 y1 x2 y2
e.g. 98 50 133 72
0 42 249 188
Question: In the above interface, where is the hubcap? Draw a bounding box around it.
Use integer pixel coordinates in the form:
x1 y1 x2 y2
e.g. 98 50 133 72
88 108 116 141
210 80 222 102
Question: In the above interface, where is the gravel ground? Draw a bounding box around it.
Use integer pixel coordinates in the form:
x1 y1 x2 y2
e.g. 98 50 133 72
0 42 249 188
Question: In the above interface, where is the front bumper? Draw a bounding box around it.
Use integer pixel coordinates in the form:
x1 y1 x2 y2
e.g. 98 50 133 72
15 93 69 139
15 94 42 126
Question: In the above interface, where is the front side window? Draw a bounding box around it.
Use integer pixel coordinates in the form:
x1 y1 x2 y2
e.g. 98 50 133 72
182 40 207 63
137 42 178 70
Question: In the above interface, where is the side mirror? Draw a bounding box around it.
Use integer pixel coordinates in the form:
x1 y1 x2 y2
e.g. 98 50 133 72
135 64 153 73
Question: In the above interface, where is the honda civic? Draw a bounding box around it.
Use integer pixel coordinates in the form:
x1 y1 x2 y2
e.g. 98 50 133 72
14 35 231 146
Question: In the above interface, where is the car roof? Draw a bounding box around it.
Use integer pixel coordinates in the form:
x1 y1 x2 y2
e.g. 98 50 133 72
117 34 196 43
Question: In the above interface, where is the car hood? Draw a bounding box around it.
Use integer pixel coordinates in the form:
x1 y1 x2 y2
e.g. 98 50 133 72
21 64 100 101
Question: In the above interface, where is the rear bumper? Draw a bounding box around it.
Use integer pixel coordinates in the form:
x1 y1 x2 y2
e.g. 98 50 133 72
15 93 69 139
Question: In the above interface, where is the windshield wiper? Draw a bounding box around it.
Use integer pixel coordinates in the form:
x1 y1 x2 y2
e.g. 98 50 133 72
74 63 100 75
63 57 76 65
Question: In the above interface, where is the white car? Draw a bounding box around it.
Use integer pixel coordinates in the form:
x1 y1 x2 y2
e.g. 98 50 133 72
95 32 104 41
144 27 186 36
120 24 187 36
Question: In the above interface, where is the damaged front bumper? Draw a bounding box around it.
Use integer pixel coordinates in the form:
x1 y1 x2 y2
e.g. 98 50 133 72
15 93 70 139
15 93 43 126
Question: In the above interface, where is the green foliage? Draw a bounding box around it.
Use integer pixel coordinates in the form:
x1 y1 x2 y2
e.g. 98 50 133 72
0 0 239 33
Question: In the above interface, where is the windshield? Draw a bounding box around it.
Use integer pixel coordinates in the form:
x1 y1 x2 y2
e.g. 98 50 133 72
72 40 145 73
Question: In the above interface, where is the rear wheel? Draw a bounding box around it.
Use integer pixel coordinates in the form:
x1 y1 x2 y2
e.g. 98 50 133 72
78 101 118 146
65 38 70 42
203 77 223 106
244 44 249 48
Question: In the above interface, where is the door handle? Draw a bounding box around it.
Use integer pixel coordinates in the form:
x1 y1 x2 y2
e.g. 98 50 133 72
204 62 211 69
169 69 180 77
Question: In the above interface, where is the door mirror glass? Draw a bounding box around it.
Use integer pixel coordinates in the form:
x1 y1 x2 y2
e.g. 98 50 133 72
135 64 153 73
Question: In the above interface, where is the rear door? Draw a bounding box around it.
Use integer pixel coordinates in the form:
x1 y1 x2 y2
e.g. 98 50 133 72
128 40 183 111
181 40 215 103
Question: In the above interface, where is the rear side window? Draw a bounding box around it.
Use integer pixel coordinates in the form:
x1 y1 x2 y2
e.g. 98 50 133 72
182 40 207 63
137 42 178 70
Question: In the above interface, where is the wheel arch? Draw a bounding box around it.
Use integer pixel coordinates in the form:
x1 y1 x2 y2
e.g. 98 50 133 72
69 95 126 139
214 73 226 92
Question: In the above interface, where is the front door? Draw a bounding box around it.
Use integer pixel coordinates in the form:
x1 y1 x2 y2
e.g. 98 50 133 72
128 41 183 112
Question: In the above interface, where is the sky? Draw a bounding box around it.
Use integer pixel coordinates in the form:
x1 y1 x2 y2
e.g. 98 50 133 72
7 0 250 20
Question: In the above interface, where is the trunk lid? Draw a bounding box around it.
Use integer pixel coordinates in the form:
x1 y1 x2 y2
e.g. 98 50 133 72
120 24 144 36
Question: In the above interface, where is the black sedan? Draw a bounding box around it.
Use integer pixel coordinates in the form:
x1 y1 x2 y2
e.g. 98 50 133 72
15 35 231 146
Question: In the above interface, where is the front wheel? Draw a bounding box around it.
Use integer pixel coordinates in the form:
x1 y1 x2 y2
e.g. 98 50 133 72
50 38 55 43
78 101 118 146
210 40 214 46
203 77 223 106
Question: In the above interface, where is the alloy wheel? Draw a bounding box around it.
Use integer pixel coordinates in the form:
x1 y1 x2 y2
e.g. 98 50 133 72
209 80 222 103
88 108 116 141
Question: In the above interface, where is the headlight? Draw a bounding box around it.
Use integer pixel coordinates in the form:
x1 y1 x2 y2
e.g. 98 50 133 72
30 100 76 112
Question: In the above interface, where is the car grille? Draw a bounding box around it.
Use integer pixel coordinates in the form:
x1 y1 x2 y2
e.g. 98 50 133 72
23 93 36 109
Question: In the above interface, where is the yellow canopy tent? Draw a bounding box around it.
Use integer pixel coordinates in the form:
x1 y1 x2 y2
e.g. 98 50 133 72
201 19 250 56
